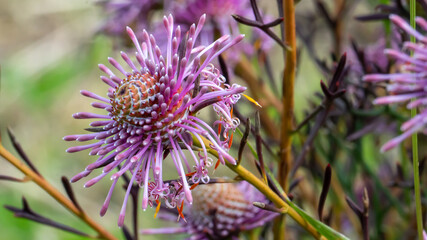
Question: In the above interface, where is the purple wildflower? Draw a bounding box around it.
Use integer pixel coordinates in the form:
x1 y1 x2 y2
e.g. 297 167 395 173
64 14 245 227
99 0 160 37
363 14 427 152
170 0 272 59
141 182 278 240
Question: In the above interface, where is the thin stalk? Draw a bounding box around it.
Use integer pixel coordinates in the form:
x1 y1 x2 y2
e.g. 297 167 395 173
279 0 296 189
410 0 424 238
277 0 297 238
0 144 117 240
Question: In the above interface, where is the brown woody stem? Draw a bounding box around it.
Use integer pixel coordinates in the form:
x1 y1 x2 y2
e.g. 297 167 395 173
0 144 117 240
276 0 297 238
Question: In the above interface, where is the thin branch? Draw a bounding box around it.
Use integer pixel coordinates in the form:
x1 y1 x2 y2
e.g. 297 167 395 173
254 111 267 184
294 104 324 132
237 118 251 165
250 0 263 22
122 225 133 240
234 108 278 156
232 15 289 50
318 164 332 222
0 175 29 182
5 197 91 237
131 185 139 240
61 176 83 212
345 188 370 240
218 54 230 85
263 56 280 97
0 138 117 240
291 54 347 177
7 127 41 175
253 201 288 214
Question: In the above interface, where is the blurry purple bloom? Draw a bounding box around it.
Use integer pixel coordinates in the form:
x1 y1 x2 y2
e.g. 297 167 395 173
99 0 160 36
363 14 427 152
64 14 245 227
141 181 278 240
170 0 273 60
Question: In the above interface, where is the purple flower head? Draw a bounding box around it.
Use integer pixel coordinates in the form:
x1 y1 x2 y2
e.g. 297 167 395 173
99 0 160 37
141 181 278 240
170 0 272 60
363 14 427 152
64 14 245 227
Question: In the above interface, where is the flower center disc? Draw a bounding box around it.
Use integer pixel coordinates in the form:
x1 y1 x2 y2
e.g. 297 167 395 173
111 72 190 140
191 184 249 224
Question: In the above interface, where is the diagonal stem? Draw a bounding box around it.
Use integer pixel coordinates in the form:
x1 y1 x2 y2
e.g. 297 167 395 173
0 144 117 240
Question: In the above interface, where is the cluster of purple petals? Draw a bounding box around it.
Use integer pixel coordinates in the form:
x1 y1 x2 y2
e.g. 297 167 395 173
64 14 245 227
363 15 427 152
99 0 159 36
141 181 278 240
99 0 272 61
170 0 273 59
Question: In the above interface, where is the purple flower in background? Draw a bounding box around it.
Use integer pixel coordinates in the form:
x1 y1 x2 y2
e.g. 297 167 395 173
99 0 160 36
363 14 427 152
141 182 278 240
170 0 272 59
64 14 245 227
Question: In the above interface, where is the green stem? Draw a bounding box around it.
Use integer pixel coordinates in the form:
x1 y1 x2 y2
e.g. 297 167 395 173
409 0 424 239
